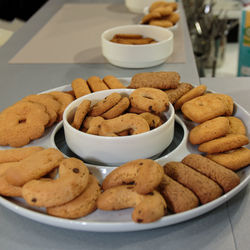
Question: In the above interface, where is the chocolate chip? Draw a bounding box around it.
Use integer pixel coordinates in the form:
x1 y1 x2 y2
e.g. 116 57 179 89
31 198 37 203
147 192 154 196
137 219 143 223
73 168 79 173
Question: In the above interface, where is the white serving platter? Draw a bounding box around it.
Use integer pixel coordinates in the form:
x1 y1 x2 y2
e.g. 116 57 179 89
0 78 249 232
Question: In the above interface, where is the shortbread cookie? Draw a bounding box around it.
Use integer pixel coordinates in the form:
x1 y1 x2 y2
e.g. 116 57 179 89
99 113 150 136
130 88 169 113
165 82 193 104
71 78 91 98
227 116 247 135
129 72 180 89
174 84 207 110
189 117 230 145
159 174 199 213
89 92 122 117
198 134 249 154
47 175 101 219
181 94 228 123
22 158 89 207
97 185 167 223
164 161 223 204
0 101 50 147
5 148 64 186
87 76 109 92
206 147 250 171
103 75 126 89
101 97 130 119
102 159 164 194
182 154 240 193
0 146 43 163
71 99 91 130
47 91 74 121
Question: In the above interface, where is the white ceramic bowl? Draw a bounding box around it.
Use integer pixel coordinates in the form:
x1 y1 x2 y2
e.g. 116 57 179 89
101 24 173 68
125 0 161 13
63 89 175 166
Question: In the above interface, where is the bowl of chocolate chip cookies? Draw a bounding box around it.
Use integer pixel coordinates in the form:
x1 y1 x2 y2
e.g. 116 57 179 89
101 24 173 68
63 87 175 166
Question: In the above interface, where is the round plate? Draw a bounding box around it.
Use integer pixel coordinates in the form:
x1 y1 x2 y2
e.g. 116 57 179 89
0 78 249 232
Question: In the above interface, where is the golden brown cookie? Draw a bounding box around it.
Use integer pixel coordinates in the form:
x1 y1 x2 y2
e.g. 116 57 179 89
101 97 130 119
141 12 162 24
149 19 173 28
5 148 64 186
227 116 247 135
159 174 199 213
167 12 180 24
165 82 193 104
198 134 249 154
0 146 44 163
71 99 91 130
103 75 126 89
22 158 89 207
71 78 91 98
129 72 180 90
0 101 50 147
164 161 223 204
130 88 169 113
139 112 163 129
97 185 167 223
206 147 250 171
182 154 240 193
102 159 164 195
47 174 101 219
174 84 207 110
151 6 173 16
89 92 122 117
87 76 109 92
86 116 104 135
181 94 228 123
189 117 230 145
99 113 150 136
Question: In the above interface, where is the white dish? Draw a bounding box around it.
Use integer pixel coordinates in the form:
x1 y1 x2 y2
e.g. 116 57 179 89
101 25 173 68
125 0 162 14
0 78 249 232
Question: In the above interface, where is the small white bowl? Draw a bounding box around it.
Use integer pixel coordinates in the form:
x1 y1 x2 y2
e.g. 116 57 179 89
63 89 175 166
125 0 161 14
101 24 173 68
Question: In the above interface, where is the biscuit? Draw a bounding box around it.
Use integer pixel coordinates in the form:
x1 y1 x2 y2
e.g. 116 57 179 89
0 101 50 147
189 117 230 145
22 94 61 127
71 99 91 130
47 91 74 121
101 97 130 119
87 76 109 92
206 147 250 171
164 161 223 204
22 158 89 207
0 162 22 197
210 93 234 116
113 34 143 39
181 94 228 123
139 112 163 129
0 146 43 163
151 6 173 16
227 116 247 135
111 37 155 45
47 175 101 219
159 174 199 213
174 84 207 110
182 154 240 193
103 75 126 89
149 19 173 28
129 72 180 89
129 88 169 113
97 185 167 223
167 12 180 24
141 12 162 24
165 83 193 104
198 134 249 154
86 116 104 135
128 106 146 114
99 113 150 136
5 148 64 186
89 92 122 117
71 78 91 98
102 159 164 195
149 1 171 12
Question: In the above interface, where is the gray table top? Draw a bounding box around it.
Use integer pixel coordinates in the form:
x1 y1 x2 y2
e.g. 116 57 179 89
0 1 249 250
